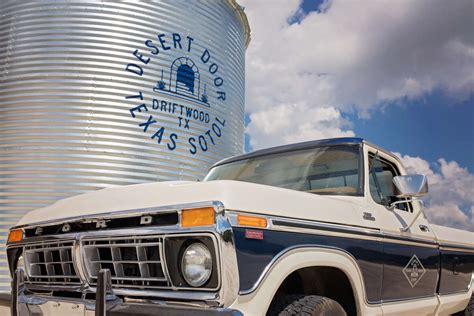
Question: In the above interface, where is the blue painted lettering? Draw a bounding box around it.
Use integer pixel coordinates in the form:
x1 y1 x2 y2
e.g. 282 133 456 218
212 123 222 137
178 117 190 129
125 32 229 155
158 34 170 50
125 63 143 76
145 40 159 55
186 107 193 118
129 103 148 118
216 117 226 127
209 63 218 74
201 49 210 63
151 127 165 143
205 130 215 145
160 100 167 112
126 92 143 100
189 137 197 155
187 36 194 52
214 77 223 87
133 49 150 64
152 99 159 110
168 133 178 150
139 115 157 132
217 91 226 101
172 33 182 49
198 135 208 151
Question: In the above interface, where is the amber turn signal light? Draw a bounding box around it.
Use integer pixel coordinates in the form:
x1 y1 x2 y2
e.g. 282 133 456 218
237 214 268 228
8 229 23 243
181 207 215 227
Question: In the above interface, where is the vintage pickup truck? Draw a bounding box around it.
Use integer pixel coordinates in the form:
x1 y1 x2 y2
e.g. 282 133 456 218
5 137 474 315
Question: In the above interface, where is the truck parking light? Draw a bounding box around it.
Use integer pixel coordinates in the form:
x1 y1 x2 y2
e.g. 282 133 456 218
237 214 268 228
181 207 215 227
8 229 23 243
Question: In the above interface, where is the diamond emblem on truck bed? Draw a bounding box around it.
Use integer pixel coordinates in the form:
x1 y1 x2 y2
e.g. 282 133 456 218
403 255 426 288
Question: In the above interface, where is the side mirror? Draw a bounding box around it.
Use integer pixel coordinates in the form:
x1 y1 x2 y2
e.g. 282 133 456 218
390 174 428 232
393 174 428 198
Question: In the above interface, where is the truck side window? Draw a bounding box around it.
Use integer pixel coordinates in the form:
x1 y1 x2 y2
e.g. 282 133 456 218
369 155 411 212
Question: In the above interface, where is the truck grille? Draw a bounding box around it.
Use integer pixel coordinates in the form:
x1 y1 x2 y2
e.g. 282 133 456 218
23 241 81 285
82 236 170 289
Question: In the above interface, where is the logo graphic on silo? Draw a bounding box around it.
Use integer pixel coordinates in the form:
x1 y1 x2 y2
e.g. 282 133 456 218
154 57 209 106
124 33 227 156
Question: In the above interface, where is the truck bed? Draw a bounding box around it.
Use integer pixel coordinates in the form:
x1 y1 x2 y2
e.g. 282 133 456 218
431 224 474 295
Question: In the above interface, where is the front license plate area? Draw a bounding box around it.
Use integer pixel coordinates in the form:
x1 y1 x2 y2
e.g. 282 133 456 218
30 300 85 316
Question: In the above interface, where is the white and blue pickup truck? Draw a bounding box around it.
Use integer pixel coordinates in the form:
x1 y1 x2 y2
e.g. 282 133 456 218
4 137 474 316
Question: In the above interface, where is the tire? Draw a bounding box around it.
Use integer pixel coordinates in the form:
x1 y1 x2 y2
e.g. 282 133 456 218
455 293 474 316
267 294 347 316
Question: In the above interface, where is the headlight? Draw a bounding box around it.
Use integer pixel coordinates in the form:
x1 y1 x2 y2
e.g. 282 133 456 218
16 255 25 271
181 243 212 287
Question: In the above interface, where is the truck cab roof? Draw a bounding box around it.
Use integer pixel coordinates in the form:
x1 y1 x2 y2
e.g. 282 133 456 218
213 137 400 168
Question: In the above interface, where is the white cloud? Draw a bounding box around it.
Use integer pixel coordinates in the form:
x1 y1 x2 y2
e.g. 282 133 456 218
247 104 354 148
239 0 474 231
240 0 474 148
397 153 474 231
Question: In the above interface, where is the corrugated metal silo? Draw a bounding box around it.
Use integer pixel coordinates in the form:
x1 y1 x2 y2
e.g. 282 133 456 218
0 0 250 291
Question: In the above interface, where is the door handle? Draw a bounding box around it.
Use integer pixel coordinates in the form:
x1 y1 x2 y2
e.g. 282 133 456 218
363 212 376 221
452 257 460 275
419 224 430 232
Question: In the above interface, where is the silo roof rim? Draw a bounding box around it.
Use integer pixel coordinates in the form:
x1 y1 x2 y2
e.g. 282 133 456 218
228 0 251 48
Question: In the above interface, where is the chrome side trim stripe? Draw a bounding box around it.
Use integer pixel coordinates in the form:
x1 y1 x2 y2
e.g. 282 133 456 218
272 219 380 239
439 245 474 253
230 211 438 248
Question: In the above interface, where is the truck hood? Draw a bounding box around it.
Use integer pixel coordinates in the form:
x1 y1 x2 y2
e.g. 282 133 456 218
431 224 474 249
17 180 362 227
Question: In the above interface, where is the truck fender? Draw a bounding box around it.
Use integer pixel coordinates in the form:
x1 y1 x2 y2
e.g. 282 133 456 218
230 246 382 316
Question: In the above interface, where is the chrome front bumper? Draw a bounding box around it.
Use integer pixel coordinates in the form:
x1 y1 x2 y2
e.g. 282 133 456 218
9 269 242 316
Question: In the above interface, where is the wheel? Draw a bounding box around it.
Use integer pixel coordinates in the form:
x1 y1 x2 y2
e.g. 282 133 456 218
455 293 474 316
267 294 347 316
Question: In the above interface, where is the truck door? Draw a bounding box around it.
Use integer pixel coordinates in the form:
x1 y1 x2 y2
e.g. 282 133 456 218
365 149 440 312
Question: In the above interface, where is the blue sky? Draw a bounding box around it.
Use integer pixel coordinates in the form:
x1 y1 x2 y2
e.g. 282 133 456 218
349 90 474 173
246 92 474 173
295 0 474 173
245 0 474 172
300 0 326 12
241 0 474 230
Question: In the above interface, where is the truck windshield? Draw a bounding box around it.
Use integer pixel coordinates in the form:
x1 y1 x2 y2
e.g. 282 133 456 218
204 145 362 195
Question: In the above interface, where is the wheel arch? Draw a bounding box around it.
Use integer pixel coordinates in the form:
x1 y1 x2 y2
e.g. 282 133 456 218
231 246 372 315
